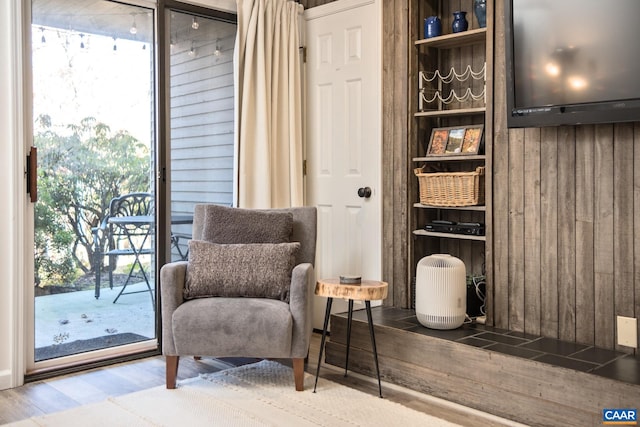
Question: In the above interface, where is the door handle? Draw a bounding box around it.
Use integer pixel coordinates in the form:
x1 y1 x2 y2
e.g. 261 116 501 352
27 146 37 203
357 187 372 198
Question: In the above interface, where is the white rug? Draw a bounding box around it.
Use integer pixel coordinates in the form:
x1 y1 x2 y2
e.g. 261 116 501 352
6 360 462 427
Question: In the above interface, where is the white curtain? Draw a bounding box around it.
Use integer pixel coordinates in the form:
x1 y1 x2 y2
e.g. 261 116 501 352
235 0 304 208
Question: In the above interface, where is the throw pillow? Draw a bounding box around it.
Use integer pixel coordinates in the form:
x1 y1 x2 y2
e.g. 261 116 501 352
184 240 300 302
200 204 293 244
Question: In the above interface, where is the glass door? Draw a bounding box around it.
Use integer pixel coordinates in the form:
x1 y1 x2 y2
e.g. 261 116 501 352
167 9 237 259
30 0 157 368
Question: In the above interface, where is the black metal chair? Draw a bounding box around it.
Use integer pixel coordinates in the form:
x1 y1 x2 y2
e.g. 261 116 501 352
170 232 191 261
93 192 154 304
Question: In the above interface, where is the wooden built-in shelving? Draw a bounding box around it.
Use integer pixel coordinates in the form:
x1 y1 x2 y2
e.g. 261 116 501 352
413 154 485 162
412 229 486 241
414 107 485 118
414 28 486 49
413 202 485 211
410 1 491 281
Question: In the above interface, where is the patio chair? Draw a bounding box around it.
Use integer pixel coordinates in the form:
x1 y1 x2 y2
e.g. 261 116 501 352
160 204 317 391
93 192 154 304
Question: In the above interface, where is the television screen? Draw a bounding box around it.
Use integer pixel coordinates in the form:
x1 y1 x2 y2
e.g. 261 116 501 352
505 0 640 127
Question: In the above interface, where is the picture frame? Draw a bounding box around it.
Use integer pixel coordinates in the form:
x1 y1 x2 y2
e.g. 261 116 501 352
461 124 484 155
445 127 465 154
426 128 448 155
426 125 484 156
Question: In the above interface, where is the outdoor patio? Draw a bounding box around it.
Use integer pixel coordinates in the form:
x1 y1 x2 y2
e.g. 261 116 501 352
35 281 155 361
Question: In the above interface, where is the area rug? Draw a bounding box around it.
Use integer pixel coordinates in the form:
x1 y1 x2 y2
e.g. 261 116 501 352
6 360 461 427
35 333 150 361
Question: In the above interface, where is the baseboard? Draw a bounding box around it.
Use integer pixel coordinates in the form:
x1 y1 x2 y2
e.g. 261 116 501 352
0 369 14 390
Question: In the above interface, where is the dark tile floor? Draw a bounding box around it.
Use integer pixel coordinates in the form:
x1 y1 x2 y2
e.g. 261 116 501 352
335 306 640 386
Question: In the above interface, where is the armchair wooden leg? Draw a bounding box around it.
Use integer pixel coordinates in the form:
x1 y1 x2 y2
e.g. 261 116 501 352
166 355 179 389
293 358 305 391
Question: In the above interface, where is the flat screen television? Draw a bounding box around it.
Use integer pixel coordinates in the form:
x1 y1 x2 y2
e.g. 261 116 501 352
505 0 640 128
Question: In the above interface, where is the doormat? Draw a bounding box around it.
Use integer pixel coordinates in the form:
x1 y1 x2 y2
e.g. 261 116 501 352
35 332 150 361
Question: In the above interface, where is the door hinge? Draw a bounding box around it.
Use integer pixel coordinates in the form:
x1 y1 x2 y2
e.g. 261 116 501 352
303 159 307 176
299 46 307 63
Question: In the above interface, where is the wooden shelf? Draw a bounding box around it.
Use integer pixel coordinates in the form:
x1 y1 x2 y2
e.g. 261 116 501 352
409 4 490 282
413 229 486 241
413 155 485 162
415 28 486 49
415 107 486 118
413 203 485 211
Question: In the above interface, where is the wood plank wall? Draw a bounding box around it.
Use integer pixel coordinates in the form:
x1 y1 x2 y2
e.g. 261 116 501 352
383 0 410 309
492 0 639 352
306 0 640 351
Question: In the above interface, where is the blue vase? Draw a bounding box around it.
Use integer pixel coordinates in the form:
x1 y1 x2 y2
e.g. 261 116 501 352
474 0 487 28
424 16 442 39
452 11 469 33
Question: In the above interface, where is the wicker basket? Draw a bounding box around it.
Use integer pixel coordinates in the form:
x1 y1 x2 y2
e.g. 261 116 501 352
414 166 485 207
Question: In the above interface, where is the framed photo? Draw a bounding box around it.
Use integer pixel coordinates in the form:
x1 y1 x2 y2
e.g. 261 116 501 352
461 125 484 155
426 128 448 155
445 127 465 154
426 125 484 156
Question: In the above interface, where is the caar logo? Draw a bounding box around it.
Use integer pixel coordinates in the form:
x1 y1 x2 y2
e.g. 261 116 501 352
603 409 637 425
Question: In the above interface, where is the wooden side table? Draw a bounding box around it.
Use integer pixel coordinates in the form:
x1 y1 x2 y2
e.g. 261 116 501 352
313 278 388 398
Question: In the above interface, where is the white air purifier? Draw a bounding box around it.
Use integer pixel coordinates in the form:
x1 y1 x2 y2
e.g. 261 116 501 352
415 254 466 330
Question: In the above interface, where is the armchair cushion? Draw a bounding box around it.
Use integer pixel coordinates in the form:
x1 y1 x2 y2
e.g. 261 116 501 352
171 298 293 357
201 204 293 244
184 240 300 302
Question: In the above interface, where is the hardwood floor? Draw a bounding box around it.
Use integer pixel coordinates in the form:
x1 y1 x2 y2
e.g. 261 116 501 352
0 333 520 426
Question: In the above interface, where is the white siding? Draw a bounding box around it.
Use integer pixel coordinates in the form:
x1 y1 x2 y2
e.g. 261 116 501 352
169 16 236 259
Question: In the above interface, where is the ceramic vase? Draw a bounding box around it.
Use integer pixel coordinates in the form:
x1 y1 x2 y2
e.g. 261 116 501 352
452 11 468 33
474 0 487 28
424 16 442 39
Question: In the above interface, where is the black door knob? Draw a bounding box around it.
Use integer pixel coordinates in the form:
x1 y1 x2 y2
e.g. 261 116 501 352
357 187 372 198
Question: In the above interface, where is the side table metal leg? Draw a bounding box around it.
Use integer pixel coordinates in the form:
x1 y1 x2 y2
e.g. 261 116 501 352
344 299 354 377
313 297 333 393
365 301 383 398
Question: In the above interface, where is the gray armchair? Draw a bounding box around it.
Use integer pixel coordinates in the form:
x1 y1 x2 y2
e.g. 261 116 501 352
160 204 317 391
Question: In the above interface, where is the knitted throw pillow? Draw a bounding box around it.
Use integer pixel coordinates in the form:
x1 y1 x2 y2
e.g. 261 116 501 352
184 240 300 302
200 204 293 244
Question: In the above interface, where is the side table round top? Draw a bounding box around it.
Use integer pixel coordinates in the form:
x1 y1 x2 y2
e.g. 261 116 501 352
315 278 388 301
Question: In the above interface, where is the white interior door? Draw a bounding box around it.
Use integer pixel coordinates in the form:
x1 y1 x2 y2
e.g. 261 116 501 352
305 0 382 329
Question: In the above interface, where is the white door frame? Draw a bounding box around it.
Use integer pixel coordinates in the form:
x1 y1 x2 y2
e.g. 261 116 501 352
1 0 28 390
